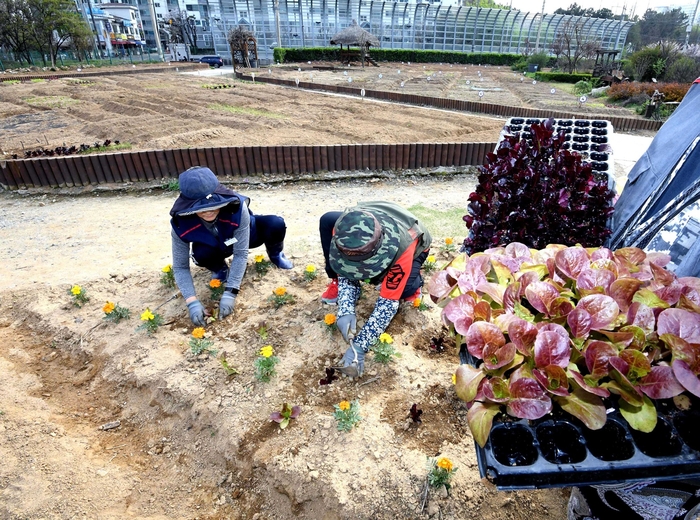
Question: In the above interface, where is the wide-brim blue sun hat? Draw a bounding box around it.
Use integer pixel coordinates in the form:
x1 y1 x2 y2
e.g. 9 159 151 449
172 166 240 216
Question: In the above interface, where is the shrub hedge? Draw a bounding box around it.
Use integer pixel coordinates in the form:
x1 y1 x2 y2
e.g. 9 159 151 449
272 47 523 66
607 82 690 103
534 72 592 83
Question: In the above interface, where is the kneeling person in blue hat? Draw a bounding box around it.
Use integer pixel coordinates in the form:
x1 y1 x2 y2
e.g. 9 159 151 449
170 166 293 326
319 202 432 376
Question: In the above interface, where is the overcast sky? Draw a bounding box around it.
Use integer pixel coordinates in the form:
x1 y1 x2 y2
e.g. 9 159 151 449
506 0 695 18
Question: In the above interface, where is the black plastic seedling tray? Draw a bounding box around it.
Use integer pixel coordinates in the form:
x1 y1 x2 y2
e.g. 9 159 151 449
459 347 700 490
476 404 700 490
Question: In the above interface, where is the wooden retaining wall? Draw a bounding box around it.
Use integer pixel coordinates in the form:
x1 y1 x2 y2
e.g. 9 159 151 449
0 142 495 189
238 73 664 133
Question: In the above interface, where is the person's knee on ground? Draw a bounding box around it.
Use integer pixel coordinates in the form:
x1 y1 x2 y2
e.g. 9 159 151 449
251 214 293 269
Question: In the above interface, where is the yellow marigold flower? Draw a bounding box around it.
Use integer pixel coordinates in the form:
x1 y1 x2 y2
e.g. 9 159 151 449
413 298 421 308
103 301 115 314
324 313 337 325
452 373 457 385
140 309 155 321
444 237 454 245
338 401 350 411
71 285 82 295
192 327 205 339
436 457 453 472
305 264 316 273
260 345 274 358
273 287 287 297
427 255 436 263
209 278 222 288
162 264 172 273
255 254 264 263
379 332 393 344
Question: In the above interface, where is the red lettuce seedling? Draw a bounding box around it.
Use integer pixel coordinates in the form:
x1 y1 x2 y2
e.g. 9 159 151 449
462 118 615 254
320 367 338 385
408 403 423 423
270 403 301 429
432 243 700 448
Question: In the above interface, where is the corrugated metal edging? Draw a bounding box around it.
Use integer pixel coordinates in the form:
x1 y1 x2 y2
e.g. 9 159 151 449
236 73 662 133
0 142 497 189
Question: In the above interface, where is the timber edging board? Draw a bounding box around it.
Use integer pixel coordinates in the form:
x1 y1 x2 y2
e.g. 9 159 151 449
0 142 495 189
235 72 664 133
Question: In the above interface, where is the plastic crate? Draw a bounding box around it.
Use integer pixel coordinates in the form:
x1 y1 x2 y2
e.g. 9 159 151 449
498 117 615 191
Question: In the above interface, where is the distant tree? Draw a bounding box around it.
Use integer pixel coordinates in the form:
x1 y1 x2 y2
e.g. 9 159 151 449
463 0 510 8
554 4 616 19
550 18 599 73
0 0 33 64
27 0 91 67
636 8 688 46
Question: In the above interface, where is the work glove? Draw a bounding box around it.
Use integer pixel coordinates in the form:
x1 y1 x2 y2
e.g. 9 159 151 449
341 345 365 378
219 292 236 320
187 299 206 326
337 313 357 343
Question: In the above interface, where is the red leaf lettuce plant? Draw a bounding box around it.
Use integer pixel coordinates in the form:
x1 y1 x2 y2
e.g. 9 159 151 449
428 242 700 448
463 118 615 254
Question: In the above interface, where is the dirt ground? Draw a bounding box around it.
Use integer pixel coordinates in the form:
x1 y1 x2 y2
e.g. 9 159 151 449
0 62 644 519
0 61 645 159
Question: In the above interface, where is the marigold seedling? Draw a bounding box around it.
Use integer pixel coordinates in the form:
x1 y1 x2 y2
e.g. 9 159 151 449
269 287 294 308
371 333 401 364
304 264 318 282
254 254 272 276
160 264 176 288
333 399 361 432
102 301 131 323
423 255 437 274
209 278 224 300
427 457 457 489
270 403 301 429
323 313 337 333
189 327 217 356
137 308 163 335
254 345 279 382
69 285 89 307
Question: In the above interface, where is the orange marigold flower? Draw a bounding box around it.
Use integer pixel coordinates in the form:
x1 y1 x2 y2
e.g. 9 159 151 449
444 237 454 245
436 457 453 472
324 314 337 325
103 301 115 314
413 298 421 308
192 327 205 339
338 401 350 411
209 279 222 288
273 287 287 297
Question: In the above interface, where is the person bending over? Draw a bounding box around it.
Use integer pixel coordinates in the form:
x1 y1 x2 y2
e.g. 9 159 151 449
170 166 293 326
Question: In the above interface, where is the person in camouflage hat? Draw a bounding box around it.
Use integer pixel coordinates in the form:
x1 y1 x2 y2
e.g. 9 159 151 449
319 201 432 376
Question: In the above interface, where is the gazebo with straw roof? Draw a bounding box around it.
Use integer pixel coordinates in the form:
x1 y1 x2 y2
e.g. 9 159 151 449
330 20 380 68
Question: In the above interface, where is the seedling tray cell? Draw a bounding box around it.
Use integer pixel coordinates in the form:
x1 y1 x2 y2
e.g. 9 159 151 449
496 117 616 191
475 406 700 490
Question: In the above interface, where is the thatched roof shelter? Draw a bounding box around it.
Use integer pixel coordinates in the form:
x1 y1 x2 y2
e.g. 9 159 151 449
330 20 380 48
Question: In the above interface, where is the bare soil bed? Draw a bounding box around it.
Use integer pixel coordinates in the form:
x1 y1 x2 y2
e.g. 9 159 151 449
0 175 571 520
0 63 639 519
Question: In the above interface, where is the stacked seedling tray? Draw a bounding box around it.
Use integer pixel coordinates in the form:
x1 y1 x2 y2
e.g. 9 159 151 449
459 348 700 490
498 117 615 191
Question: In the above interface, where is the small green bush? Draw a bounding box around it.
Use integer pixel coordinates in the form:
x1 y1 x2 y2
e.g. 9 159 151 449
527 53 550 71
573 80 593 95
511 57 527 72
534 71 592 84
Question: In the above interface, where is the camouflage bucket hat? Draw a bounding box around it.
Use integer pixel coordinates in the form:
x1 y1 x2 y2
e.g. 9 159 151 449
329 210 401 280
